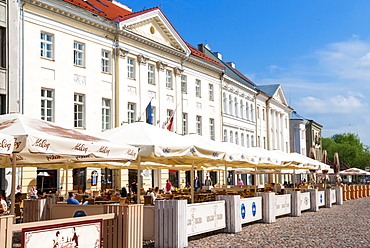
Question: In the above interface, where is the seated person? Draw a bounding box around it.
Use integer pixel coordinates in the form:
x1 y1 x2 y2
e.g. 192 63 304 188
67 192 88 205
15 192 23 203
0 194 7 214
147 187 159 204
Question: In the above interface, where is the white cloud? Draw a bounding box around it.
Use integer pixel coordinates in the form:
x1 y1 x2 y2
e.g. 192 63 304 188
297 95 366 114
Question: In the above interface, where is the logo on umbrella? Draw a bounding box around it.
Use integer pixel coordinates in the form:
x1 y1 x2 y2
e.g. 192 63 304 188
320 194 323 203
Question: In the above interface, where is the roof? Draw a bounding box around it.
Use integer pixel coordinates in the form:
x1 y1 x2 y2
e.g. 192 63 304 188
197 44 256 89
114 6 160 21
290 111 308 121
257 84 280 97
62 0 132 20
186 43 224 68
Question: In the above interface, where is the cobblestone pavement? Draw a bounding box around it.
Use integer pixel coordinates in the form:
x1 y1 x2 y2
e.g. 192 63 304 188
186 197 370 248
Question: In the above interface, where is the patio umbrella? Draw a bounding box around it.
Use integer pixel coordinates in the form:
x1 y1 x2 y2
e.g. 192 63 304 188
102 122 225 203
0 114 138 215
339 168 370 176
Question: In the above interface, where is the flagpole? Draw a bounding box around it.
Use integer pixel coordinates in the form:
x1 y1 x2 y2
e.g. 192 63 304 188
138 97 154 122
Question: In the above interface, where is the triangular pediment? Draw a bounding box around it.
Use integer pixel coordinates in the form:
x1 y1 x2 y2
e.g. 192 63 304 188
119 8 190 55
272 86 288 106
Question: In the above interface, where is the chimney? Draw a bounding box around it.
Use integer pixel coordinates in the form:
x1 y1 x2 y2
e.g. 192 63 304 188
213 52 222 60
227 62 235 68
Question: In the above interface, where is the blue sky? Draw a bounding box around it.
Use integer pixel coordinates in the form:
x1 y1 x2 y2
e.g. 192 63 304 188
121 0 370 145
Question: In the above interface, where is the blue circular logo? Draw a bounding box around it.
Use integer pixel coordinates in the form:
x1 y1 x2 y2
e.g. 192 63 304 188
320 194 323 203
241 203 246 219
252 202 256 217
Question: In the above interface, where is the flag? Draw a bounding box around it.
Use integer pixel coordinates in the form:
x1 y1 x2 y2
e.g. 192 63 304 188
146 101 153 125
166 111 175 131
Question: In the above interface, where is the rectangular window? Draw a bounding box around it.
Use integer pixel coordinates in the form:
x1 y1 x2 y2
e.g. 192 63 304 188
127 102 136 123
41 88 54 122
209 84 214 101
102 99 111 130
182 113 188 135
196 115 202 135
74 93 85 128
151 106 156 126
101 50 110 73
181 75 187 93
166 70 173 89
0 27 5 68
127 57 135 79
195 79 201 97
148 64 155 85
73 42 84 66
209 118 215 140
40 32 53 59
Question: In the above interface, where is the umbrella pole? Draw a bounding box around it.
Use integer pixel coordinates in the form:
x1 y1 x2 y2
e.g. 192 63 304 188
137 156 141 204
65 164 69 200
191 160 194 204
293 169 296 191
41 176 44 193
224 164 227 187
10 153 16 216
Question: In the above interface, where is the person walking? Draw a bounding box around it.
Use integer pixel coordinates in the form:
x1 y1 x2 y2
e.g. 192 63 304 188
194 177 200 192
205 176 211 186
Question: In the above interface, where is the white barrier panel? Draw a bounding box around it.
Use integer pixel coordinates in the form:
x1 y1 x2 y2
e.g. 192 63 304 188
300 192 311 211
186 201 226 237
331 189 336 204
240 197 262 224
318 191 325 207
275 194 291 217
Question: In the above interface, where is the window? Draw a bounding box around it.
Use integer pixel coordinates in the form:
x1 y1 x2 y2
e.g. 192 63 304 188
240 100 244 119
251 135 254 147
148 64 155 85
102 99 111 130
196 116 202 135
73 42 84 66
166 70 173 89
181 75 187 93
166 109 173 131
195 79 201 97
40 32 53 59
262 108 265 121
257 136 260 147
41 88 54 122
263 137 266 149
0 27 5 68
209 118 215 140
151 106 156 126
229 95 232 114
127 57 135 79
235 132 239 145
74 93 85 128
241 133 244 146
101 50 110 73
223 129 228 142
230 131 233 143
223 93 227 113
127 103 136 123
235 97 238 117
182 113 188 135
209 84 214 101
257 106 260 119
250 104 254 121
246 104 249 120
246 134 250 148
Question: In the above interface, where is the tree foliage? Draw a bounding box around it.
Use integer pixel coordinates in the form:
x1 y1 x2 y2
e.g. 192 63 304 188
322 133 370 169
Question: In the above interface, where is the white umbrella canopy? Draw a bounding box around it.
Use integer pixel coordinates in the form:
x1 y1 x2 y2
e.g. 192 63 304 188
185 134 257 167
244 147 282 169
339 168 370 176
102 122 225 164
0 113 139 215
0 114 139 165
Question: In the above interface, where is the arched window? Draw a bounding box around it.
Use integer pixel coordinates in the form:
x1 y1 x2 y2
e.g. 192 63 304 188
246 104 249 120
235 132 239 145
234 97 238 117
250 104 254 121
229 95 233 115
251 135 254 147
241 133 244 146
223 93 227 113
240 100 244 119
246 134 250 148
230 131 233 143
223 129 228 142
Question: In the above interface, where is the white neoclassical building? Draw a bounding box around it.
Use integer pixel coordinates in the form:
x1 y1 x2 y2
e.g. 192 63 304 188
11 0 225 194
